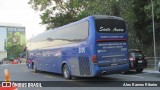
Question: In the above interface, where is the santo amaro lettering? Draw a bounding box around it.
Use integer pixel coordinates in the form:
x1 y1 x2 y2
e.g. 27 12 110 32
99 27 124 32
113 27 124 32
99 27 111 32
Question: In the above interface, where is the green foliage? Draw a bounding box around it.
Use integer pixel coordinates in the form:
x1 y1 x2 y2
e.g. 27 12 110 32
28 0 160 56
131 0 160 56
6 44 24 60
6 31 26 59
29 0 89 29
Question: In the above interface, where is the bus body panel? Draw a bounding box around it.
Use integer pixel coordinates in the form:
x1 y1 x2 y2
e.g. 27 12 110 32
28 41 91 76
92 16 129 76
27 15 129 77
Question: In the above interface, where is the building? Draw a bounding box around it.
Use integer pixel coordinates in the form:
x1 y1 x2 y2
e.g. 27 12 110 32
0 23 26 61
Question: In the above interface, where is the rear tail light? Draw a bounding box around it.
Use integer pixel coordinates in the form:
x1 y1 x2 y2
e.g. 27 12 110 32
92 55 97 63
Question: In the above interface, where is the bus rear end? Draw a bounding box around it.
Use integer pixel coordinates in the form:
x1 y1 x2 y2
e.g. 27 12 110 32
92 16 129 76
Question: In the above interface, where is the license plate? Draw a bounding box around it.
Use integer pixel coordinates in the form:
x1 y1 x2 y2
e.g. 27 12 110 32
111 63 118 66
138 60 142 63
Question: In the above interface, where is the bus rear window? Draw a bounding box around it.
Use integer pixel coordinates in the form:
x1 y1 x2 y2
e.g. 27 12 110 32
95 19 126 33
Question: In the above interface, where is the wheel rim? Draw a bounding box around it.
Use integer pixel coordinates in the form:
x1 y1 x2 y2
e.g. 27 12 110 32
33 64 36 71
63 66 69 78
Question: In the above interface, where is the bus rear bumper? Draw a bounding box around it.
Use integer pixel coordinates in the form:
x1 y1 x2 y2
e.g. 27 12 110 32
72 63 130 77
92 63 130 76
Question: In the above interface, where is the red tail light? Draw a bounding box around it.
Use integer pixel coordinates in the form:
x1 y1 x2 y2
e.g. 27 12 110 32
92 55 97 63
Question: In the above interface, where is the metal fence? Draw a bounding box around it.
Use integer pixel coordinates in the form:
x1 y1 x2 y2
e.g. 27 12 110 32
146 57 160 68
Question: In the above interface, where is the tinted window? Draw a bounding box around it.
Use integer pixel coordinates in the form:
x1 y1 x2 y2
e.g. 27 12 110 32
28 21 89 50
95 19 126 33
55 21 89 41
130 52 144 58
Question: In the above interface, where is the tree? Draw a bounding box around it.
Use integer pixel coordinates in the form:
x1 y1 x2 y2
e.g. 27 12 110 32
29 0 160 56
28 0 141 49
131 0 160 56
6 45 24 60
29 0 89 29
28 0 131 29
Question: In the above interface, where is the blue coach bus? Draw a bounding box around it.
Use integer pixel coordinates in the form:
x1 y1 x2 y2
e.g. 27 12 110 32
26 15 129 79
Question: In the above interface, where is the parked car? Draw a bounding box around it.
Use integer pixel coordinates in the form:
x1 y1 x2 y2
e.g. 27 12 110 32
128 49 147 72
11 59 19 64
0 60 3 64
158 61 160 72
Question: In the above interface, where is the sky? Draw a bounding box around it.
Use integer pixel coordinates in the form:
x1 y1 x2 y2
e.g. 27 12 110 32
0 0 46 40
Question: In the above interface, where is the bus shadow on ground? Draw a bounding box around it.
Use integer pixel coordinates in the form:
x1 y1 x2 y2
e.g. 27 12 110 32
31 70 122 81
121 70 147 75
31 70 64 79
76 76 121 81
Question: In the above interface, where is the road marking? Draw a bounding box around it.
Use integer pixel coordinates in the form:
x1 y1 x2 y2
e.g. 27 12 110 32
119 74 144 79
43 75 55 79
144 70 160 73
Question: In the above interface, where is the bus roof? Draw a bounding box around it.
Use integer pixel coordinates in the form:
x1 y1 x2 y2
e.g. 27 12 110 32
48 15 124 32
28 15 124 41
93 15 124 20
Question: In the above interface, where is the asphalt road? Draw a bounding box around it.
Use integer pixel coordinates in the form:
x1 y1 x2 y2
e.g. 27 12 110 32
0 64 160 90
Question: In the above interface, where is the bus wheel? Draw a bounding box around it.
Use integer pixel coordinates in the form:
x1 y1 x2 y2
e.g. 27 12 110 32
33 64 38 73
63 64 71 79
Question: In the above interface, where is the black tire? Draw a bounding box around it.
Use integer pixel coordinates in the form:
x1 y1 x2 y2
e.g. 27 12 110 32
120 71 127 74
136 68 143 73
33 63 38 73
71 76 78 80
63 64 71 79
158 66 160 72
158 62 160 72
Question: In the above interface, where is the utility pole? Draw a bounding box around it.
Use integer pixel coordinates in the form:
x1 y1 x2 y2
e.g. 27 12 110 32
151 0 157 69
